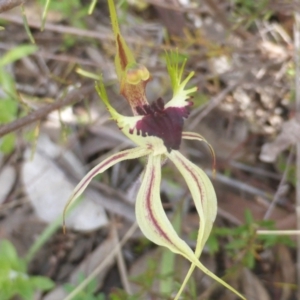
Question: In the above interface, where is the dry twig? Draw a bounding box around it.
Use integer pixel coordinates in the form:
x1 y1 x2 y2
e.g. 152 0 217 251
62 222 138 300
263 150 293 220
0 84 94 138
189 81 241 128
112 220 132 294
204 0 253 40
0 0 26 13
0 13 167 51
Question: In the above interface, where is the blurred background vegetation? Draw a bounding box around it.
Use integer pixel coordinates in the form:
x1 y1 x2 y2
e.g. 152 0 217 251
0 0 299 299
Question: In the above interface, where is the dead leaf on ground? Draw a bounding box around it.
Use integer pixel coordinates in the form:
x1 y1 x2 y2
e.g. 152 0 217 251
0 164 16 204
260 118 300 163
241 268 270 300
276 245 296 300
22 134 108 231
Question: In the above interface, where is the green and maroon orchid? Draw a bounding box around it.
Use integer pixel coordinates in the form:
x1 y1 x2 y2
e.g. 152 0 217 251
64 0 245 299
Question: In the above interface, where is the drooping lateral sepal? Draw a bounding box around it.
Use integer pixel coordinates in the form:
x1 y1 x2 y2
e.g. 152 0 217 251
63 147 151 227
136 153 195 255
167 150 217 256
136 153 210 262
137 152 245 299
167 150 245 300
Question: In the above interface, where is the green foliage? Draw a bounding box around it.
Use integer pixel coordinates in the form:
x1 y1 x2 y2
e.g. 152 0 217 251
111 253 197 300
38 0 89 28
0 133 16 153
88 0 98 15
64 273 105 300
109 289 140 300
0 44 37 153
0 240 54 300
159 205 182 296
37 0 90 48
111 255 172 299
0 45 37 68
193 93 209 108
202 210 294 269
231 0 272 28
130 258 158 292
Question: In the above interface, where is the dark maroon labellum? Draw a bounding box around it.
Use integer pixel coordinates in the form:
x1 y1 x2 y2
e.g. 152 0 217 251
134 98 190 152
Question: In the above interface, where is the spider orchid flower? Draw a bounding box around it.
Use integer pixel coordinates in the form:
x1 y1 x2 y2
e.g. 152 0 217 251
64 0 245 299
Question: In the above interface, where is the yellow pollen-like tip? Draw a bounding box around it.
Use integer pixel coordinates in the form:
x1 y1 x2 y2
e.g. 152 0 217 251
125 63 150 85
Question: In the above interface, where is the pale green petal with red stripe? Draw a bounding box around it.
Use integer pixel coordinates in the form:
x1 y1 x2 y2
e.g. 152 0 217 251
136 154 197 257
136 153 209 263
63 147 151 225
168 150 216 254
167 150 245 300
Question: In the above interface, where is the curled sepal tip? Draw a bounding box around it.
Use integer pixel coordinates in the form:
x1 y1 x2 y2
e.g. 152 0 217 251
182 131 216 175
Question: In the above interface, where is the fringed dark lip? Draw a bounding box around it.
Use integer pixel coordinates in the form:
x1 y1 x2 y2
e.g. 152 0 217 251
133 98 190 152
